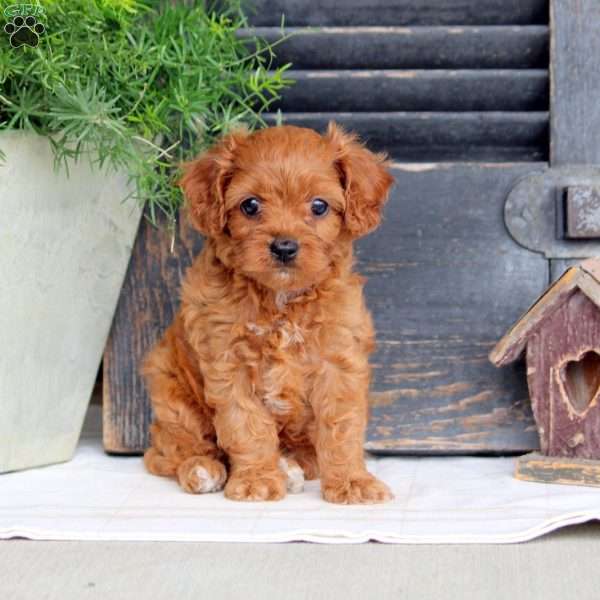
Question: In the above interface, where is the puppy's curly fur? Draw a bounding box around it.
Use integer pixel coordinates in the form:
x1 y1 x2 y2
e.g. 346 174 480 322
143 123 394 503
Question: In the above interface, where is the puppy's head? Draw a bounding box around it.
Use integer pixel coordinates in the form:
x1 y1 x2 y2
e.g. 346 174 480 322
180 123 393 291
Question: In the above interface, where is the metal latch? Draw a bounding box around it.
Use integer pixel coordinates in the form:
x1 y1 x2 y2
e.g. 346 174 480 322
563 186 600 239
505 167 600 258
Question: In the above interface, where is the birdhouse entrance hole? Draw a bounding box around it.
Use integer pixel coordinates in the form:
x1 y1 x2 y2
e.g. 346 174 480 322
562 350 600 414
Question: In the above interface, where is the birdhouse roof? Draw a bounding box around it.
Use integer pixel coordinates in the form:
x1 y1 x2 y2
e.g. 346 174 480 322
489 258 600 367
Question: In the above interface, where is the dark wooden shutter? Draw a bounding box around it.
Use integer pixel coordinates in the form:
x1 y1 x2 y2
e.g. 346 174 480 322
240 0 549 162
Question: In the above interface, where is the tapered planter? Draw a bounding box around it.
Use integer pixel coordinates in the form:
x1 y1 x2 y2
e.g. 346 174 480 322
0 131 142 472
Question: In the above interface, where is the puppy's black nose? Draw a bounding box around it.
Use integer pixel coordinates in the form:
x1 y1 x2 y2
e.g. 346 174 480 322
270 238 299 263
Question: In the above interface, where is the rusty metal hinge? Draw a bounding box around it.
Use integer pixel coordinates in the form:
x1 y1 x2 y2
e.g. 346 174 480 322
504 167 600 258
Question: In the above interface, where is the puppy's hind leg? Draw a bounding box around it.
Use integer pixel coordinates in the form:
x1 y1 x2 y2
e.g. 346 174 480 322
142 328 226 494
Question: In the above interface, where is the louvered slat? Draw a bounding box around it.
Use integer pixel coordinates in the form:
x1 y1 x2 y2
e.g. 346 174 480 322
272 70 548 112
240 26 549 70
250 0 549 161
263 112 549 162
245 0 547 26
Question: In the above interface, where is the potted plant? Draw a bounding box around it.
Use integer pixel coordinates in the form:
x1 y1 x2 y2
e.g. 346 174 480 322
0 0 290 472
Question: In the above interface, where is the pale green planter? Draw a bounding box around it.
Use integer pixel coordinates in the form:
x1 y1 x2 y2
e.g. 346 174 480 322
0 131 142 473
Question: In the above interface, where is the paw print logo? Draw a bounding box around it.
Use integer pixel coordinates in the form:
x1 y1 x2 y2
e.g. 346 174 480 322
4 15 45 48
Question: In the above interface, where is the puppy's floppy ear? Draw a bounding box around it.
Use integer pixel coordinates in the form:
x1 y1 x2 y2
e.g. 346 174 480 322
325 122 394 238
179 128 249 237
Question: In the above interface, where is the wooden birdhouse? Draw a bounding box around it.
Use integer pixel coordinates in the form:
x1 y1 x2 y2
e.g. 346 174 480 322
490 258 600 487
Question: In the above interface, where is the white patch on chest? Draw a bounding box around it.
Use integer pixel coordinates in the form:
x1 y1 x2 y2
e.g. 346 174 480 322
247 318 305 349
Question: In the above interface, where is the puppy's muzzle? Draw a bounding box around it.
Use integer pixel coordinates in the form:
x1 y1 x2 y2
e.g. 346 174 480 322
270 238 299 264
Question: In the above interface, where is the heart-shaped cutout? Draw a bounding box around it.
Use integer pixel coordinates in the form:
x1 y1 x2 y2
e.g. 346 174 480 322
562 350 600 414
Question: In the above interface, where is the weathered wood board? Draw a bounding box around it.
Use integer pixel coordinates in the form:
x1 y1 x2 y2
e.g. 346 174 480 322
516 453 600 487
103 211 202 453
550 0 600 166
274 70 548 113
363 164 547 454
264 112 548 163
547 0 600 338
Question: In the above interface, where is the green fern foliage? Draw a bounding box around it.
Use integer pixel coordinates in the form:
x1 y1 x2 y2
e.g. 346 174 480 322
0 0 291 226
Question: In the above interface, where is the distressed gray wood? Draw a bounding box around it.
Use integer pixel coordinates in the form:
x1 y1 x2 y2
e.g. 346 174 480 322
275 70 548 113
244 0 548 26
103 212 202 453
265 112 549 162
0 131 141 472
544 2 600 286
516 453 600 487
362 164 547 454
242 26 549 70
550 0 600 166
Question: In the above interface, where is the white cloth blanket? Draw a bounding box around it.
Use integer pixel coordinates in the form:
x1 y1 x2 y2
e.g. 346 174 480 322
1 408 599 544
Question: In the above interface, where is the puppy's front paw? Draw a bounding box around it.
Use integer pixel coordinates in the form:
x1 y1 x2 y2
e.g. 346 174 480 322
322 473 393 505
177 456 227 494
225 469 287 502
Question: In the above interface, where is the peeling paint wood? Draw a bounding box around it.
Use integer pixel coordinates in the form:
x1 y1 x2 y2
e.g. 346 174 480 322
491 259 600 460
242 0 548 27
238 26 548 70
361 165 547 454
103 210 203 453
515 453 600 487
275 70 548 113
525 292 600 458
551 0 600 166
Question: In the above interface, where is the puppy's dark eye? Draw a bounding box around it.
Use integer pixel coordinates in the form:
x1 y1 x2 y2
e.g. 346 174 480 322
311 198 329 217
240 197 261 217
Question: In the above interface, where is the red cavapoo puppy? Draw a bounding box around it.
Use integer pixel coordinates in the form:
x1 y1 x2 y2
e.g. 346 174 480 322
143 123 394 504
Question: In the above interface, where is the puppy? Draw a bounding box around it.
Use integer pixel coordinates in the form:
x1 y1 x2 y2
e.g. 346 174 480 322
142 123 394 504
